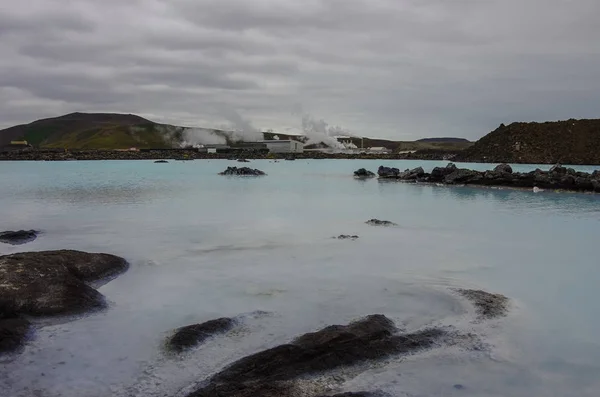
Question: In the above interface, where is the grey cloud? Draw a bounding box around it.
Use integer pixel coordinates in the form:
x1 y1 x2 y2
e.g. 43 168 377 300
1 0 600 139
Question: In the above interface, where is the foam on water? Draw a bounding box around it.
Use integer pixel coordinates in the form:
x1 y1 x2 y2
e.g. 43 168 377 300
1 159 599 397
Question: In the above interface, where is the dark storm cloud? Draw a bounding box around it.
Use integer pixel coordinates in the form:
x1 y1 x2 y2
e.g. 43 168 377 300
1 0 599 139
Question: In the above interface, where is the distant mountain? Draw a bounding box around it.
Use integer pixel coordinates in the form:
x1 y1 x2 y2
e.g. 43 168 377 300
337 136 472 152
0 112 472 151
416 137 471 144
457 119 600 164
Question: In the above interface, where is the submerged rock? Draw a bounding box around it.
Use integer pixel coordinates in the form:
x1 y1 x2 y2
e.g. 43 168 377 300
365 219 397 226
353 168 376 178
154 160 169 163
0 316 31 353
0 250 128 317
166 317 236 353
456 289 509 319
0 230 39 245
219 167 266 176
334 235 359 240
237 159 250 163
186 314 447 397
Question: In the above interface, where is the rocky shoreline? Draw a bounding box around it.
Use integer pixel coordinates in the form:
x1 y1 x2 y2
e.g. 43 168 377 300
0 149 456 161
373 163 600 193
0 245 511 396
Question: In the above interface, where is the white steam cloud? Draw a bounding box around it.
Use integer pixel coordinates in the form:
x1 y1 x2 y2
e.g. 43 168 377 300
179 105 264 147
216 105 263 143
181 128 227 147
292 103 350 150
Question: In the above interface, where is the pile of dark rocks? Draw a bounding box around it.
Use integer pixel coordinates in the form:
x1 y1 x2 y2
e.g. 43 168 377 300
219 167 266 176
354 168 376 178
377 163 600 192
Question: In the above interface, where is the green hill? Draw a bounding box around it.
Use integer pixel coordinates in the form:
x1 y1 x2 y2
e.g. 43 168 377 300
0 112 184 149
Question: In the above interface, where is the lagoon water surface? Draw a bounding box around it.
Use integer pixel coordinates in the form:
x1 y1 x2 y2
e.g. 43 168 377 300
1 159 599 397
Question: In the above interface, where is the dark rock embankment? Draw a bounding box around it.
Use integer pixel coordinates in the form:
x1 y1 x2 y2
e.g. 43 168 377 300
0 230 39 245
378 163 600 193
166 317 236 353
185 314 447 397
219 167 266 176
0 250 128 353
0 149 457 162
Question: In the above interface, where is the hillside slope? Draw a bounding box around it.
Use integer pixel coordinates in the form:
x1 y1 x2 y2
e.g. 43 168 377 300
0 113 183 149
457 119 600 164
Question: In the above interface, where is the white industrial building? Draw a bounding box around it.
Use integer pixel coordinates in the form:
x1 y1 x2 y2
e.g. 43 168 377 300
261 140 304 153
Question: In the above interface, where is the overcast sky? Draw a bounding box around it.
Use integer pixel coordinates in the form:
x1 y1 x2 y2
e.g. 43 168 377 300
1 0 599 139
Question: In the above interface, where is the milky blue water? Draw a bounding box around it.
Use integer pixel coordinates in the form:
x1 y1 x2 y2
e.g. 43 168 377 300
1 160 599 397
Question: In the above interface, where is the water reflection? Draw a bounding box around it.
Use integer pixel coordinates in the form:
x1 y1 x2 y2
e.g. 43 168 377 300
376 179 600 217
30 183 174 205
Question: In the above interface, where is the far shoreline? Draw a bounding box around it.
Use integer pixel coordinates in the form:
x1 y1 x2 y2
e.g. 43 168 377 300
2 149 600 166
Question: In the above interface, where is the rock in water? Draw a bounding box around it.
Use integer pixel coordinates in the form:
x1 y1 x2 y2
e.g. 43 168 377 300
154 160 169 163
455 289 509 319
0 316 31 353
219 167 266 176
166 317 235 352
377 166 400 178
185 314 447 397
494 163 513 174
444 168 481 184
0 250 128 316
366 219 397 226
549 164 566 174
0 230 39 245
237 159 250 163
431 163 458 179
334 235 359 240
353 168 376 178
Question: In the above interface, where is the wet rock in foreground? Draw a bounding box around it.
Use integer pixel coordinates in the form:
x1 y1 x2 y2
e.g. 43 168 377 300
456 289 509 319
186 314 447 397
0 230 39 245
0 250 128 316
0 316 31 353
166 317 236 353
354 168 376 178
219 166 266 176
365 219 397 226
